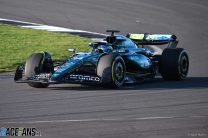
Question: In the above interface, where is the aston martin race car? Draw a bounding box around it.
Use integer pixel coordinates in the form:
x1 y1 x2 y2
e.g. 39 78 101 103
14 30 189 88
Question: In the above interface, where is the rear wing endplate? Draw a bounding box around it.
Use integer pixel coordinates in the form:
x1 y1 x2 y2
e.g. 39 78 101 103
127 33 178 48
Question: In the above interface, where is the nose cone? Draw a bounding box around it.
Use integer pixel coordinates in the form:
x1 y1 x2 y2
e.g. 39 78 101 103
51 53 99 80
51 59 81 80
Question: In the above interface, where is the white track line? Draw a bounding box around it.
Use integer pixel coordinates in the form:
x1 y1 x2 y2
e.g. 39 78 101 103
0 18 106 36
1 115 207 124
0 117 174 124
0 18 42 26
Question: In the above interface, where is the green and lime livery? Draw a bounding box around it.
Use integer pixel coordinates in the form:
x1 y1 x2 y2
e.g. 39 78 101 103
14 30 189 88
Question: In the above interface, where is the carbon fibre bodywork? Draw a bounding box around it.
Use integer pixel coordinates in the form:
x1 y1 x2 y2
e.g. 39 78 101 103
14 32 181 86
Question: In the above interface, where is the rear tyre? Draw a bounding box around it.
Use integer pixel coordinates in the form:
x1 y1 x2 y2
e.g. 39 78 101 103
25 53 49 88
160 48 189 80
97 54 126 88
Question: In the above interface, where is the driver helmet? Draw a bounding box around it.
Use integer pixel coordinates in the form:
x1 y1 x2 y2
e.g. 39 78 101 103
96 45 113 53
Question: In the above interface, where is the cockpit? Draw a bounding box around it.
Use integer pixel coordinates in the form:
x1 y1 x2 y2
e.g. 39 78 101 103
90 35 137 54
113 35 137 49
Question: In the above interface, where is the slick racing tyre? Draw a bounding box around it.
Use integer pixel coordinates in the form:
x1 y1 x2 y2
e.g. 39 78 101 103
160 48 189 80
25 53 49 88
97 54 126 88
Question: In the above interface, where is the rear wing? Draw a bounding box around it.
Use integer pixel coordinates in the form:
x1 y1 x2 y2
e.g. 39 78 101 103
127 33 178 48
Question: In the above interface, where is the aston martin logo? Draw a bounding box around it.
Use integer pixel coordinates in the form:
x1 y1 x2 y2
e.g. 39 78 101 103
69 74 100 82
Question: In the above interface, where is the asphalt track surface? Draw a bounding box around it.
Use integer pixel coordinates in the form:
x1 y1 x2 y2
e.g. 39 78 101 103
0 0 208 137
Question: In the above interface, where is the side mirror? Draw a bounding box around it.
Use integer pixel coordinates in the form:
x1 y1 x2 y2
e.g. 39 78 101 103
89 42 94 47
68 48 76 55
89 42 98 48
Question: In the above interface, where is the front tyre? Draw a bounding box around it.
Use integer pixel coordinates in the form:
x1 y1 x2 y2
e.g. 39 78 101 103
97 54 126 88
160 48 189 80
25 53 49 88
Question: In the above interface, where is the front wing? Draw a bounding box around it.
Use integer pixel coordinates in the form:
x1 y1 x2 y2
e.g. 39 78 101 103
14 64 102 85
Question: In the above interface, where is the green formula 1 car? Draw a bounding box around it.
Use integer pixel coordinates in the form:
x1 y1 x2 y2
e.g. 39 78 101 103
14 30 189 88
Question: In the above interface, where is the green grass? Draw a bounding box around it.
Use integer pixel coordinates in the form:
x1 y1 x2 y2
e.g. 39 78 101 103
0 24 92 72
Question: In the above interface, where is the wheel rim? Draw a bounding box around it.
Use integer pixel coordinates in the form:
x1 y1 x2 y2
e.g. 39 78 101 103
180 54 189 76
114 62 124 82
